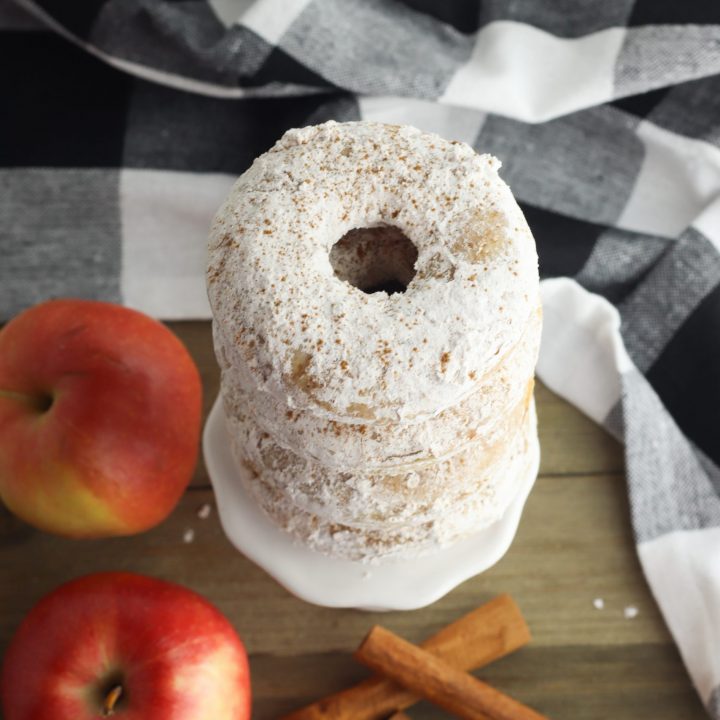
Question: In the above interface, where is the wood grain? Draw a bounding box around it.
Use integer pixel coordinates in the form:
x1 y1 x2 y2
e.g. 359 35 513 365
0 322 705 720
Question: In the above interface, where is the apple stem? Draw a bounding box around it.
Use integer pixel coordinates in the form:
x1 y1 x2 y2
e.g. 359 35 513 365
0 389 54 413
102 685 123 716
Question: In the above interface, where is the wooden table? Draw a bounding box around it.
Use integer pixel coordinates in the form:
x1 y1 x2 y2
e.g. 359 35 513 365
0 322 707 720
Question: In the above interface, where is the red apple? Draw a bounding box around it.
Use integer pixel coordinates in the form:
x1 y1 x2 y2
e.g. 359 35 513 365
0 299 202 537
1 572 251 720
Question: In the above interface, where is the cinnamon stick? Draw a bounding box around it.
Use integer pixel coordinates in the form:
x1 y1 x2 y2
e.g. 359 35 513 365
280 594 530 720
355 626 548 720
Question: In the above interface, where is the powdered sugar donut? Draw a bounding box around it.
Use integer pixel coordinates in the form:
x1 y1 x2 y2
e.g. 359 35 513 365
215 309 540 469
207 121 541 562
209 121 538 420
232 401 538 562
225 383 534 527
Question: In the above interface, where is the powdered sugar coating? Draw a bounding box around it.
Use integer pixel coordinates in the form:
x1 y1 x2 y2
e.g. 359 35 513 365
215 310 539 469
208 121 538 421
226 386 534 527
231 401 539 562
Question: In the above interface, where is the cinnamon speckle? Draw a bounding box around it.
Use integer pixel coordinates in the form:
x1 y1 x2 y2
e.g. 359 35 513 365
440 352 450 373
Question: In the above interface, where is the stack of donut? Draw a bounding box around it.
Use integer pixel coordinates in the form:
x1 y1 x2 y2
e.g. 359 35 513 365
207 121 541 563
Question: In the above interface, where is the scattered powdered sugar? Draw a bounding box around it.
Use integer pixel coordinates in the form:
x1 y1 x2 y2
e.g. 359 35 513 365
207 121 541 563
197 503 212 520
624 605 639 619
182 528 195 544
593 598 605 610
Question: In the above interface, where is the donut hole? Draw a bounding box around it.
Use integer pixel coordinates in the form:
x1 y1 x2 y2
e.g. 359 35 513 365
330 225 418 295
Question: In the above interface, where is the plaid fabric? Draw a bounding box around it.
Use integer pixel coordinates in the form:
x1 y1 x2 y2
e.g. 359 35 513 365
2 0 720 713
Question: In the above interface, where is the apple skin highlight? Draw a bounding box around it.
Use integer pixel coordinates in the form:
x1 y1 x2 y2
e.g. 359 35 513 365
0 572 251 720
0 299 202 537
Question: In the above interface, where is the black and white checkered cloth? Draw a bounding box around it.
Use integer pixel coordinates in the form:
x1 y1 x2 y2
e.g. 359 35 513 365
2 0 720 712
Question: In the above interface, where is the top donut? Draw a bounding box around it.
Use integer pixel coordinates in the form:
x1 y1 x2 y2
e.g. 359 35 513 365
208 121 539 422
